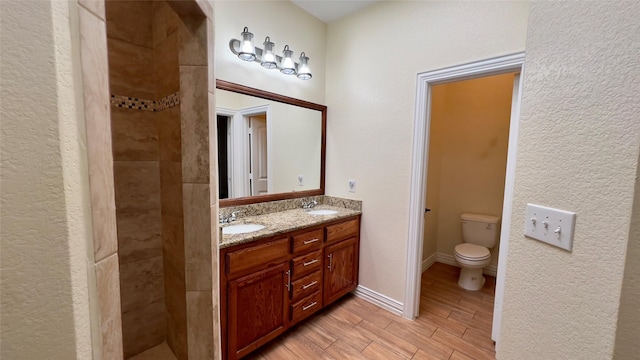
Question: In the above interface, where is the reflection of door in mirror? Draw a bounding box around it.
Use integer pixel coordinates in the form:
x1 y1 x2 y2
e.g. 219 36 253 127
217 115 232 199
249 115 268 196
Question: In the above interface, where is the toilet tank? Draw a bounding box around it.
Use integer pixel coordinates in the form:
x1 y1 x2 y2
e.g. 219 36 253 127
461 213 501 248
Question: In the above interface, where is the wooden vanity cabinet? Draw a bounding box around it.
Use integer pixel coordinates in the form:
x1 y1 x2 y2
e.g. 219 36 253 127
220 215 361 360
324 219 360 306
227 262 289 359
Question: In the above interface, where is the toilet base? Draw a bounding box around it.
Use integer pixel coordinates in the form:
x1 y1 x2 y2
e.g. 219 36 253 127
458 267 486 291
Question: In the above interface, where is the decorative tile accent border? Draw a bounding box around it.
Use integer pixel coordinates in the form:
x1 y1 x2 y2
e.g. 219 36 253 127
110 92 180 112
156 92 180 111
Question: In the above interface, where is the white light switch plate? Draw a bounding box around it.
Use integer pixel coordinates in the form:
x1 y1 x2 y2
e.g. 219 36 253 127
524 203 576 251
348 179 356 193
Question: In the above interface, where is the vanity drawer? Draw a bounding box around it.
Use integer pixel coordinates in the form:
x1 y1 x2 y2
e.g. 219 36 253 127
325 219 359 244
290 291 322 323
291 229 323 255
226 238 289 277
290 270 322 301
291 250 322 280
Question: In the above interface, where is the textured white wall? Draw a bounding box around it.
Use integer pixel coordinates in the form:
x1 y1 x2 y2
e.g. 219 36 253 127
214 0 326 104
326 1 529 302
1 1 95 358
498 2 640 359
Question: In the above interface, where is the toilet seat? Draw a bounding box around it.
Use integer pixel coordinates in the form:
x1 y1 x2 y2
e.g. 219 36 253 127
454 243 490 262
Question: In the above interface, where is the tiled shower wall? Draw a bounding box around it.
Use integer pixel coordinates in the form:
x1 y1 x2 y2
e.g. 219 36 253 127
154 2 188 359
106 0 186 358
77 0 217 358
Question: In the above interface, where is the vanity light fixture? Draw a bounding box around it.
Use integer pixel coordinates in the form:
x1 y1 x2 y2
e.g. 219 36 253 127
297 52 312 80
280 45 296 75
237 27 256 61
260 37 277 69
229 27 312 80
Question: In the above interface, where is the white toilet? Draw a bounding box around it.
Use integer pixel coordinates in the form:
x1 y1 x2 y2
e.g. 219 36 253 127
454 213 500 291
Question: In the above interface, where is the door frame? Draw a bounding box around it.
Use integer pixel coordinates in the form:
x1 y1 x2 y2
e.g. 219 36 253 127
404 52 525 346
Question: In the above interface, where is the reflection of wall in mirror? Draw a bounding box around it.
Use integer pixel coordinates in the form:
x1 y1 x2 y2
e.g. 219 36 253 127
216 89 322 197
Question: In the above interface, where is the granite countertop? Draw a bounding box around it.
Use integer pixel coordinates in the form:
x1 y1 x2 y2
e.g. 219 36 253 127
219 205 361 249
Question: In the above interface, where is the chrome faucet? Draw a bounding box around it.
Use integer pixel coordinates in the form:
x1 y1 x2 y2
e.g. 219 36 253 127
219 211 241 224
301 198 318 209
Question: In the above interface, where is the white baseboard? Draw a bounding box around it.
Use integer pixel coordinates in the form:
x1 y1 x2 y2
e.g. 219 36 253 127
423 252 497 277
352 285 403 316
421 253 437 272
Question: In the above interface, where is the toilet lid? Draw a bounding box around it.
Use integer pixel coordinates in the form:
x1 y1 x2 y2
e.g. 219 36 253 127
455 243 490 261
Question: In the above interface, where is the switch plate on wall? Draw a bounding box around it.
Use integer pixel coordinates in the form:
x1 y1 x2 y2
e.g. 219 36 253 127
348 179 356 193
524 203 576 251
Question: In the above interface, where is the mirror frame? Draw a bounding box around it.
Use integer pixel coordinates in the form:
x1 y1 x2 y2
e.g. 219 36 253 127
216 79 327 207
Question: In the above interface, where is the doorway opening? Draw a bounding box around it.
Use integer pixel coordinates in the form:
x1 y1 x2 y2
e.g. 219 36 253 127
405 53 525 348
217 115 231 199
216 105 271 200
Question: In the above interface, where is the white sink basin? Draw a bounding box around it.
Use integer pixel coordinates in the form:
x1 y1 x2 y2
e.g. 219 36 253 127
307 209 338 216
222 223 265 235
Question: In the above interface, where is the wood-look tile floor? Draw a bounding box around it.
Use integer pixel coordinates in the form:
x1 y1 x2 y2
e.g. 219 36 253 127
246 262 496 360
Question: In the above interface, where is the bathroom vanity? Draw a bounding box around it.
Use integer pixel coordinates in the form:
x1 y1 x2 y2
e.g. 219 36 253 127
219 204 361 360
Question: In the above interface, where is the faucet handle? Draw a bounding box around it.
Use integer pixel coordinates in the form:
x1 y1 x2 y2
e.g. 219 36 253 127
229 210 242 222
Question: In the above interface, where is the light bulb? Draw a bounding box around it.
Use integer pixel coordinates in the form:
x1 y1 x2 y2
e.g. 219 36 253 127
297 52 312 80
261 37 277 69
238 27 256 61
280 45 296 75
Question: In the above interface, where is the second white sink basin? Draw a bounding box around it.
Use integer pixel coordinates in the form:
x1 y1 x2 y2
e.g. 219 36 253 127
307 209 338 216
222 223 265 235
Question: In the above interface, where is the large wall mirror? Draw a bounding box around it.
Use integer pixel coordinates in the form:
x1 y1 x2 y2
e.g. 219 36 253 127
216 80 327 207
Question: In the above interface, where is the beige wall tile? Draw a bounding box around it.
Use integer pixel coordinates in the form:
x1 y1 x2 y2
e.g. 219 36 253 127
105 0 152 48
160 161 183 216
119 256 165 313
212 300 222 360
154 32 180 99
107 38 155 99
78 5 118 262
207 18 215 93
79 0 105 20
209 205 222 360
183 183 212 291
95 253 124 360
180 66 209 183
166 306 188 360
162 213 185 260
111 107 159 161
164 256 188 360
167 0 207 18
208 91 218 206
158 106 182 162
117 209 162 264
195 0 214 20
122 299 166 358
178 15 207 66
186 291 214 359
209 204 219 260
113 161 161 213
152 1 180 47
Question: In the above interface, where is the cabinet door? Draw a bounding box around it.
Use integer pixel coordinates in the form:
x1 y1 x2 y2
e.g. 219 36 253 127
227 262 289 359
323 237 359 306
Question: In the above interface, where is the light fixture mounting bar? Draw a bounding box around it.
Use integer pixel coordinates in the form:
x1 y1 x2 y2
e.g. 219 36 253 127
229 39 301 72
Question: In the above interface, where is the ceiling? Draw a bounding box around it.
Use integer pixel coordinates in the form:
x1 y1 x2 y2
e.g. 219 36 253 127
290 0 379 23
